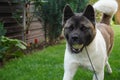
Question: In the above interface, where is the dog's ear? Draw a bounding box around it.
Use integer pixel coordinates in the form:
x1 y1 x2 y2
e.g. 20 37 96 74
62 4 74 25
83 5 95 26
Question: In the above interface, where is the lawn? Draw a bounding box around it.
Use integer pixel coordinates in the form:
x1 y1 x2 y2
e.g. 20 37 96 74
0 25 120 80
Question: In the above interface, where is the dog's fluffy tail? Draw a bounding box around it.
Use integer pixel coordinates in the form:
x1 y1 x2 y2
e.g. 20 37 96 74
93 0 118 25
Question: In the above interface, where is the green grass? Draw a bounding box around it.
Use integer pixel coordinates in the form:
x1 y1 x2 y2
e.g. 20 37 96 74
0 25 120 80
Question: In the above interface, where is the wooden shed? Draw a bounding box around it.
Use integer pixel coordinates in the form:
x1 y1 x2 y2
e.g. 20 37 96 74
0 0 45 44
0 0 23 40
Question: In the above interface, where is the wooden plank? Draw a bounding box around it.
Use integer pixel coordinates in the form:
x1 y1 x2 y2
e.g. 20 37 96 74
6 30 22 34
5 24 22 28
29 28 43 32
5 24 23 34
4 22 20 26
0 6 12 13
26 35 44 40
0 2 9 6
0 0 9 2
26 30 44 37
29 21 43 30
7 34 23 40
0 5 22 13
0 13 12 17
3 17 22 23
0 0 22 3
26 34 44 39
5 27 22 32
6 26 23 33
32 17 39 21
3 19 17 24
6 31 22 35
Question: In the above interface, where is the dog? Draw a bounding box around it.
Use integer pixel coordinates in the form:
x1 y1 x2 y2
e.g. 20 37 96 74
62 0 118 80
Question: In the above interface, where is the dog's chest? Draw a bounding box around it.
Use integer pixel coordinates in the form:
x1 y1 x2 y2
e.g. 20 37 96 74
66 48 100 70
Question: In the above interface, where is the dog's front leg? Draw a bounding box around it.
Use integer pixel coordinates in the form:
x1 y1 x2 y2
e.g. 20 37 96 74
63 62 78 80
93 70 104 80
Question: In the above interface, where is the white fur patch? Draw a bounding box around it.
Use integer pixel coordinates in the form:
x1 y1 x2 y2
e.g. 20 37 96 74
93 0 118 16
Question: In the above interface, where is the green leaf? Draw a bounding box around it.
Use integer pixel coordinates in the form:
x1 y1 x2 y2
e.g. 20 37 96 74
16 43 26 50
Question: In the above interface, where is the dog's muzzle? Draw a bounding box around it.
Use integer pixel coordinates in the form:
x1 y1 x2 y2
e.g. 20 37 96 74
71 43 84 53
69 34 84 53
70 35 84 53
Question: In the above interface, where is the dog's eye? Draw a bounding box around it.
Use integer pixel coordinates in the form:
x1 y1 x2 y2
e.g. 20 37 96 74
80 26 88 31
69 25 74 31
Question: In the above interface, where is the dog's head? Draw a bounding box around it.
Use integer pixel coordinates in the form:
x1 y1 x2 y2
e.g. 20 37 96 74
62 5 96 53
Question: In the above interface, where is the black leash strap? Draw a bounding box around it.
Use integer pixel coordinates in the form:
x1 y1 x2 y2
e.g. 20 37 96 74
85 47 99 80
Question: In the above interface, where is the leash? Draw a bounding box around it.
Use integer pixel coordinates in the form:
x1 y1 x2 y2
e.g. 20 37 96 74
85 46 99 80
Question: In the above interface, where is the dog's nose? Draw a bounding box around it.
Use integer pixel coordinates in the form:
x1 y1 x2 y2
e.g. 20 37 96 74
72 36 79 42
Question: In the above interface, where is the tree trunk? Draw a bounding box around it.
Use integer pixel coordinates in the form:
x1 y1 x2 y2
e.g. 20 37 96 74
115 0 120 24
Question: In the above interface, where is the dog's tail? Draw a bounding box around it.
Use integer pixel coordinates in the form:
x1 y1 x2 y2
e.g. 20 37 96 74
93 0 118 25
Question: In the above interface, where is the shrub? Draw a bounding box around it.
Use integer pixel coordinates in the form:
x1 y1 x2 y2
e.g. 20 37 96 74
35 0 63 44
0 36 27 63
0 22 27 64
67 0 88 12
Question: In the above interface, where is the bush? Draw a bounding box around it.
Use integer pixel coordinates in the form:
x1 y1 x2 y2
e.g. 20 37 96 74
67 0 88 12
35 0 63 44
0 22 27 64
0 36 27 63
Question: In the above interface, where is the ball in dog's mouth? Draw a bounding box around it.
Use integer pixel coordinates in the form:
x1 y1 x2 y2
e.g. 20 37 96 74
71 44 83 53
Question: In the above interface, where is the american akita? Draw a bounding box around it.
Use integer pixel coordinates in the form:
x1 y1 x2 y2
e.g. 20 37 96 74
62 0 118 80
